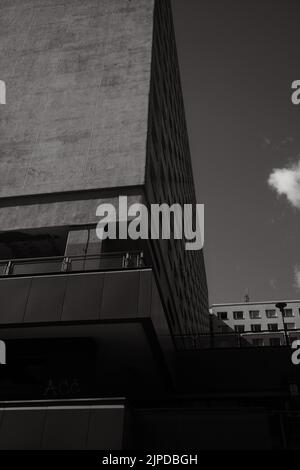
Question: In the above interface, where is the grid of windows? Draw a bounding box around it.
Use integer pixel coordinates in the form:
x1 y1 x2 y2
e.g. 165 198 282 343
146 0 209 336
213 305 300 345
215 307 298 322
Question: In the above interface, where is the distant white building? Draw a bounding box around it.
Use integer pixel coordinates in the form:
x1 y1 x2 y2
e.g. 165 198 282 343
210 300 300 347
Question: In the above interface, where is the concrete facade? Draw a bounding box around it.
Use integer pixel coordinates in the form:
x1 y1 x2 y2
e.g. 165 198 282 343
0 0 209 339
0 191 144 232
0 0 153 198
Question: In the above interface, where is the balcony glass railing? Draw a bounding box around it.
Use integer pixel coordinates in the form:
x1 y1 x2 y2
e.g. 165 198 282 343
0 251 146 277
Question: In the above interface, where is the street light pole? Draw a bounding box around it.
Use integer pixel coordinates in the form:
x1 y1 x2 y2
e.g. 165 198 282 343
276 302 288 346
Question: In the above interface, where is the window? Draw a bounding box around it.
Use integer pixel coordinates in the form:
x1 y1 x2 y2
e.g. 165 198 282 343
0 228 69 276
283 309 294 318
0 228 68 260
234 325 245 333
233 311 244 320
252 338 264 347
218 312 228 321
270 338 281 347
251 324 262 332
268 324 279 332
286 323 295 330
249 310 261 319
266 309 277 319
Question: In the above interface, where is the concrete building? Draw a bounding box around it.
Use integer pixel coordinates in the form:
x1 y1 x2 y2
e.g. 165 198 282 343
210 300 300 347
0 0 209 340
2 0 300 451
0 0 211 449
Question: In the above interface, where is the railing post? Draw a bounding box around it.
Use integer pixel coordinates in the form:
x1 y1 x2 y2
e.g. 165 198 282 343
4 261 12 276
284 326 289 346
122 253 130 269
61 257 70 272
137 251 144 268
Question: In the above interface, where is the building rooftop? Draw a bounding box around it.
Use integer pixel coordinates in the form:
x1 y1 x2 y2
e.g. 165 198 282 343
211 300 300 308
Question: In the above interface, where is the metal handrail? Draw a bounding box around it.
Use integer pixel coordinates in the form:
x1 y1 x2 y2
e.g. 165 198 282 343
174 328 300 350
0 251 146 277
177 327 300 337
0 251 144 265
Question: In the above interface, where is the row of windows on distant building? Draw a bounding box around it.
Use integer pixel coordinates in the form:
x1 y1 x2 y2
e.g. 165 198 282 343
246 337 291 347
217 309 296 321
233 323 296 333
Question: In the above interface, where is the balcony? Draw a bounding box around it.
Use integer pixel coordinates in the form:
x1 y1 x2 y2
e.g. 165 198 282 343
0 251 170 331
0 252 174 398
0 251 146 277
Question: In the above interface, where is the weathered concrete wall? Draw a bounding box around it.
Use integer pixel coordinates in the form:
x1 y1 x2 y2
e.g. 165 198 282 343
0 0 154 198
0 192 143 231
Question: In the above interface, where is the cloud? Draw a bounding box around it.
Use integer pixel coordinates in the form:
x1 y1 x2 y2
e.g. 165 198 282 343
281 137 294 145
294 266 300 291
268 160 300 209
263 136 271 146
